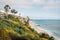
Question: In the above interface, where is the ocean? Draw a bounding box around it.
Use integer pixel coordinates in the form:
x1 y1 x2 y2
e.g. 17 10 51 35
32 19 60 40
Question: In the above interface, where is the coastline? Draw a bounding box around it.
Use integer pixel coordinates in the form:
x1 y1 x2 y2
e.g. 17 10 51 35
29 21 58 40
29 21 48 33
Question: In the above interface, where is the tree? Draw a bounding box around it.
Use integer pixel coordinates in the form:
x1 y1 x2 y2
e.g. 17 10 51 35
4 5 11 18
26 16 30 24
25 16 30 25
4 5 11 13
0 11 1 18
11 9 17 15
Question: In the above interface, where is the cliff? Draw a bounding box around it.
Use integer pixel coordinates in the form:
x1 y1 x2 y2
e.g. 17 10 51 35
0 11 55 40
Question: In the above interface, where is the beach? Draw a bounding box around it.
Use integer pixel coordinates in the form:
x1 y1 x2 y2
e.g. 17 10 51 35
29 21 58 40
29 21 48 33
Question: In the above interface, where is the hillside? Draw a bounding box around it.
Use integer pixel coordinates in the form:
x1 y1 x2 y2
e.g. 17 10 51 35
0 12 55 40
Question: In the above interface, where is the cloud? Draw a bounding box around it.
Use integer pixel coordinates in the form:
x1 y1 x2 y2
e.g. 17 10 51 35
0 0 33 9
33 0 46 4
32 0 60 12
0 0 60 19
43 0 60 11
0 0 60 9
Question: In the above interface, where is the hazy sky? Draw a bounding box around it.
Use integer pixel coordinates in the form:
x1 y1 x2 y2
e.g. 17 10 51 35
0 0 60 19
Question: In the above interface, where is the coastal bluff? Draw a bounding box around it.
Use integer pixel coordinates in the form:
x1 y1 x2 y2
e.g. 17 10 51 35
0 11 55 40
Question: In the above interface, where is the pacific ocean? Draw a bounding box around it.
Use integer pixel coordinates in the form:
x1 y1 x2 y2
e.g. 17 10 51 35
32 19 60 40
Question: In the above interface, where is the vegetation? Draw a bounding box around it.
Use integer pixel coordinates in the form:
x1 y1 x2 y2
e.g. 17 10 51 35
4 5 11 13
0 5 55 40
11 9 17 14
4 5 11 18
24 16 30 26
0 13 55 40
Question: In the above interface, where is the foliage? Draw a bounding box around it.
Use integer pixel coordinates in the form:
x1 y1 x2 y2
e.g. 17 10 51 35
4 5 11 12
49 36 55 40
39 33 49 39
0 13 55 40
11 9 17 14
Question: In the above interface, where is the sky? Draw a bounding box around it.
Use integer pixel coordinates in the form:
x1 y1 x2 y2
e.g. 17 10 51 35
0 0 60 19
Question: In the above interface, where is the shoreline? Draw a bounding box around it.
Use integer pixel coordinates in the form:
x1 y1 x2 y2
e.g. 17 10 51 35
29 21 48 33
29 21 58 40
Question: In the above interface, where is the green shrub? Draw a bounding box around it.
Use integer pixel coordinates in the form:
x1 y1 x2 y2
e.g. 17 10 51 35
18 29 24 34
49 36 55 40
29 27 35 32
29 27 38 34
39 33 49 38
14 24 22 29
8 14 15 19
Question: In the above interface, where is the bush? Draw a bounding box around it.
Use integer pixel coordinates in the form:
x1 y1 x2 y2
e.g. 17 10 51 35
18 29 24 34
20 36 30 40
29 27 36 33
49 36 55 40
14 24 22 29
3 20 12 27
25 33 39 40
39 33 49 38
8 14 12 19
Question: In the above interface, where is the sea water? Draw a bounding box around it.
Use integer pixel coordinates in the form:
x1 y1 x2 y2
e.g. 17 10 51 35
32 19 60 40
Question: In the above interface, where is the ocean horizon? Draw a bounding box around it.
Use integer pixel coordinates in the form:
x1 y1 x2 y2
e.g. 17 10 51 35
32 19 60 40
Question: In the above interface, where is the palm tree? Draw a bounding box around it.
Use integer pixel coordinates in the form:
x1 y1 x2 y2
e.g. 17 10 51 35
11 9 17 15
4 5 11 18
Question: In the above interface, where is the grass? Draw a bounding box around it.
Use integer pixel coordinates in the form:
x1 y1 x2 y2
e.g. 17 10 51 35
0 14 55 40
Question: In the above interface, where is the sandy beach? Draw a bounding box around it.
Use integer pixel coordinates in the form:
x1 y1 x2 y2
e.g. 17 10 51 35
29 21 49 34
29 21 58 40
